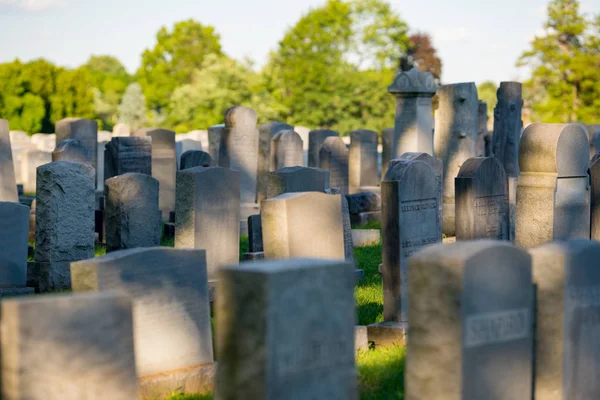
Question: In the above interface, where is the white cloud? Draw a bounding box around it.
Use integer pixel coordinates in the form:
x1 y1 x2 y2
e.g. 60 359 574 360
433 27 472 43
0 0 67 12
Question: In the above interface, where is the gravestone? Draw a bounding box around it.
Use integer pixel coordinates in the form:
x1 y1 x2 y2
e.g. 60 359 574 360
21 149 52 193
531 239 600 399
587 124 600 158
434 82 479 237
187 129 209 151
216 258 356 400
0 202 34 296
407 240 533 399
71 247 213 396
516 123 590 248
104 136 152 181
55 118 98 185
0 119 18 202
381 159 441 322
31 133 56 152
325 187 355 263
320 136 349 195
258 122 294 203
52 139 91 164
381 127 394 180
0 292 139 400
176 136 203 168
267 166 330 198
262 192 345 260
349 129 378 193
248 214 263 252
208 124 224 163
28 161 95 292
175 166 240 281
180 150 212 170
295 126 310 166
477 100 488 157
388 67 437 157
113 123 131 137
105 173 161 253
308 129 339 168
455 157 509 241
271 130 303 170
591 153 600 240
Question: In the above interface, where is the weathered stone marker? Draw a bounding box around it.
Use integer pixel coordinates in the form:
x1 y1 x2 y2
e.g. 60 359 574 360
180 150 212 170
55 118 98 184
113 122 131 136
216 258 357 400
381 127 394 180
267 166 330 198
257 122 294 203
349 129 378 193
320 136 349 195
104 136 152 181
308 129 339 168
477 100 490 157
455 157 509 240
516 123 590 248
0 201 34 296
591 153 600 240
326 187 355 263
21 149 52 193
52 139 91 164
208 124 224 163
0 119 19 202
271 129 303 170
407 241 533 399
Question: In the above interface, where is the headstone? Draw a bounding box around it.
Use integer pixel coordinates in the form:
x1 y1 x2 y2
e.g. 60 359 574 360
587 124 600 158
591 153 600 240
381 159 441 322
267 166 330 198
295 126 311 166
258 122 294 203
477 100 488 157
434 82 479 236
21 149 52 193
0 202 33 295
28 161 95 292
188 130 209 151
180 150 212 170
52 139 91 164
319 136 349 195
381 127 394 180
516 123 590 248
325 187 355 263
30 133 56 152
134 128 177 220
349 129 378 193
9 130 29 143
97 139 107 190
175 166 240 281
105 173 161 252
104 136 152 181
55 118 98 185
455 157 509 241
0 292 139 400
248 214 263 252
407 240 533 399
208 124 224 163
0 119 18 202
262 192 345 260
176 137 203 169
112 123 131 137
271 130 303 170
216 258 357 400
387 67 438 156
308 129 339 168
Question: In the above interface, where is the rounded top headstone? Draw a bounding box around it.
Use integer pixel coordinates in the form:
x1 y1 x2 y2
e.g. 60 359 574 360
383 158 435 182
457 157 506 179
224 106 257 128
498 82 523 101
321 136 347 153
388 67 438 96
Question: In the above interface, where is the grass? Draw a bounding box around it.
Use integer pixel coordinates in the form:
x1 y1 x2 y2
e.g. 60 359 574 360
355 242 384 325
352 220 381 230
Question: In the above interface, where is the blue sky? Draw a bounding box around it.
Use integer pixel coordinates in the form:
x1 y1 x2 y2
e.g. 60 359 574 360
0 0 598 84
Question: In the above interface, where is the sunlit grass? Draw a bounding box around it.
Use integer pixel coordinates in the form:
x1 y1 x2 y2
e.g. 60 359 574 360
357 345 404 400
352 219 381 230
355 242 384 325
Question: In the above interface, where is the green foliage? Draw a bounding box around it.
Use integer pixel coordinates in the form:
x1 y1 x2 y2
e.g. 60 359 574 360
118 83 147 132
477 81 498 121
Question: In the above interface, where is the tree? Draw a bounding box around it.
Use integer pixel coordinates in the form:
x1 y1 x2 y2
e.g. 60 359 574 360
402 33 442 83
118 83 147 132
50 67 95 123
477 81 498 121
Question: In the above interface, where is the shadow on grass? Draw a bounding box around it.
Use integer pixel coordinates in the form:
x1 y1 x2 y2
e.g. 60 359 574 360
357 345 405 400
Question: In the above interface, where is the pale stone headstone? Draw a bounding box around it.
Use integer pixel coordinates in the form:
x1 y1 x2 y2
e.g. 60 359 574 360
188 130 209 151
326 187 355 263
349 129 378 193
175 166 240 281
208 124 224 164
216 258 357 400
9 130 29 143
112 122 131 137
55 118 98 185
176 136 203 169
407 240 533 399
434 82 479 237
320 136 349 195
456 157 509 241
30 133 56 152
388 67 437 157
267 166 330 198
105 173 161 252
516 123 590 249
0 292 139 400
294 126 310 150
0 202 31 291
52 139 91 164
308 129 338 168
271 130 303 170
477 100 488 157
21 149 52 193
258 122 294 203
0 119 18 202
180 150 212 170
381 127 394 180
381 159 441 322
591 153 600 240
104 136 152 181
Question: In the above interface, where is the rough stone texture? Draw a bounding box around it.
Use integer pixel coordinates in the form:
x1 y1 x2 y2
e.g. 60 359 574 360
308 129 339 168
591 153 600 240
272 130 303 170
267 166 330 198
112 123 131 137
0 119 18 202
52 139 91 164
257 122 293 204
208 124 224 164
381 159 440 322
180 150 212 170
140 363 215 400
346 191 381 215
477 101 488 157
587 124 600 158
433 83 478 236
531 239 600 399
262 192 345 260
0 287 34 297
388 68 438 157
455 157 509 241
0 202 29 287
105 173 161 252
320 136 349 195
55 118 98 185
71 247 213 378
26 261 71 292
407 241 533 400
248 214 263 252
216 258 357 400
104 136 152 181
0 292 139 400
21 149 52 193
326 188 354 262
516 123 590 249
381 128 394 180
175 167 240 281
349 129 378 193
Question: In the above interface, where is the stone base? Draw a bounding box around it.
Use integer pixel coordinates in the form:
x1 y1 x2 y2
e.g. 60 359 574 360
242 252 264 262
355 326 369 351
350 211 381 227
355 269 364 283
367 321 407 348
139 363 215 400
27 261 71 293
352 229 380 247
0 287 35 298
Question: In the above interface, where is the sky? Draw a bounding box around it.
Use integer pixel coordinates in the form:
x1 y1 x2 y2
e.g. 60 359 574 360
0 0 598 85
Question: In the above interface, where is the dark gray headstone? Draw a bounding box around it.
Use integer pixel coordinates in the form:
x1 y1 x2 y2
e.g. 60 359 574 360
349 129 378 193
591 153 600 241
381 128 394 180
248 214 263 253
0 201 29 287
308 129 338 168
52 139 91 165
493 82 523 178
208 124 224 164
55 118 98 185
267 166 330 198
180 150 212 170
320 136 349 195
477 101 488 157
104 136 152 181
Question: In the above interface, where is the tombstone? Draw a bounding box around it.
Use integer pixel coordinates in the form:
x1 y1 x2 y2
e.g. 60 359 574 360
381 127 394 180
104 136 152 181
248 214 263 252
0 202 34 296
349 129 378 193
477 100 489 157
267 166 330 198
28 161 95 292
52 139 91 164
175 166 240 281
308 129 339 168
55 118 98 184
176 137 203 169
407 240 533 399
31 133 56 152
587 124 600 158
381 159 441 322
216 258 357 400
9 130 29 143
591 153 600 240
258 122 294 203
188 129 209 151
21 149 52 193
208 124 224 163
455 157 509 241
180 150 212 170
134 128 177 219
516 123 590 249
434 82 479 237
271 130 303 170
388 67 438 157
323 187 355 264
295 126 311 166
262 192 345 260
0 292 139 400
112 123 131 137
0 119 18 202
105 173 161 252
319 136 349 195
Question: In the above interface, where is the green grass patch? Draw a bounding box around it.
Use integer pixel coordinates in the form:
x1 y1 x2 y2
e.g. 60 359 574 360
239 235 248 260
166 394 213 400
352 220 381 230
357 345 404 399
354 243 383 325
